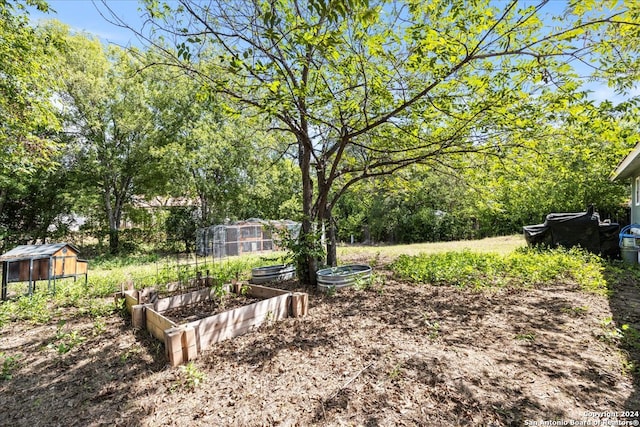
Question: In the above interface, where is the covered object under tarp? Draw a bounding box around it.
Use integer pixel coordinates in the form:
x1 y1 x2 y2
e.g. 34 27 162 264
523 206 620 257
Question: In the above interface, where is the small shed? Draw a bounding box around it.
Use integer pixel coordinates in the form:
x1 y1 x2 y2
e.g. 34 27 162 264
0 243 88 300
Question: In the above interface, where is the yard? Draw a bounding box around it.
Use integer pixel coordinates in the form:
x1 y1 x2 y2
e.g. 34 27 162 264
1 235 639 426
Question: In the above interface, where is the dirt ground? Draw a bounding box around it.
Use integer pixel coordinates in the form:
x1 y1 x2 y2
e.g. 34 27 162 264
1 254 640 426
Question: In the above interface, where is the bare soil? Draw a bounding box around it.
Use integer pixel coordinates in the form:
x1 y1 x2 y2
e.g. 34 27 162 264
1 255 640 426
161 294 263 324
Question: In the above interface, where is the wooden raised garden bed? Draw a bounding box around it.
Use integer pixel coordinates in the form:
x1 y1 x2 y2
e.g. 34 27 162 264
118 283 308 366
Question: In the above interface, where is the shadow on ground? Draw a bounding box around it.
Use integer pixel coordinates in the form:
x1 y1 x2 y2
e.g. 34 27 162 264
607 263 640 420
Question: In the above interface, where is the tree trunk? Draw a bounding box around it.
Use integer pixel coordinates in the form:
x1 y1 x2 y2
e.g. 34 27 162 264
0 187 7 220
298 135 319 286
104 186 122 255
326 215 338 267
109 227 119 255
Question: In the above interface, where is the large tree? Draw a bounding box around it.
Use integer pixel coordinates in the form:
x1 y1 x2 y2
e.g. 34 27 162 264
0 0 61 228
105 0 639 284
141 62 301 226
54 27 157 254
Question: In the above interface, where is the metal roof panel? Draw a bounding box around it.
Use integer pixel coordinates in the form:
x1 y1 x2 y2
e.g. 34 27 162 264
0 243 79 261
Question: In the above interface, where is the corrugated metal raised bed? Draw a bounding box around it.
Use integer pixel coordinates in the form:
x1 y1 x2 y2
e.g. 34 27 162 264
250 264 296 284
316 265 372 291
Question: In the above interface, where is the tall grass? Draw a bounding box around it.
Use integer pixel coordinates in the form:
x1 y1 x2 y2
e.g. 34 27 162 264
0 253 272 329
390 246 609 294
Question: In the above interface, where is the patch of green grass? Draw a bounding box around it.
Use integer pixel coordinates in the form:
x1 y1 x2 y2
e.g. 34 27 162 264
47 321 86 355
0 253 268 329
339 235 525 259
0 352 21 380
560 306 589 317
621 324 640 350
424 319 440 340
389 246 609 293
515 333 536 342
177 362 206 391
0 291 52 327
388 364 403 380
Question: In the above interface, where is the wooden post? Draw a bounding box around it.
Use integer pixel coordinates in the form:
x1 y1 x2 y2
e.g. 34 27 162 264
28 258 34 296
182 326 198 362
131 304 146 329
1 261 7 301
291 292 309 317
165 327 185 367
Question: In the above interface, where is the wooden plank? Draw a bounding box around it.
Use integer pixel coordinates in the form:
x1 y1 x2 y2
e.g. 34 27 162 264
147 309 176 336
164 328 184 367
154 288 213 312
124 292 139 314
131 304 145 329
187 294 290 352
244 284 290 299
146 308 177 341
291 292 309 317
182 326 198 362
76 260 88 275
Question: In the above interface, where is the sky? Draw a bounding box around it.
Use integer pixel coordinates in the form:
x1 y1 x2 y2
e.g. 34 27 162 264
28 0 638 104
30 0 149 47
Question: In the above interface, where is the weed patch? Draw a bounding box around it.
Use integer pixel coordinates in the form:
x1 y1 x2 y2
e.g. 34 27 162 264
0 352 21 380
47 321 86 355
390 247 609 293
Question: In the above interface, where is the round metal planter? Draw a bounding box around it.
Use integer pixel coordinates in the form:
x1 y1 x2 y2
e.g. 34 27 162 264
251 264 296 284
316 264 372 291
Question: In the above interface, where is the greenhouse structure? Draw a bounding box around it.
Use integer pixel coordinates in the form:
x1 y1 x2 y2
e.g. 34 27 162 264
196 219 300 258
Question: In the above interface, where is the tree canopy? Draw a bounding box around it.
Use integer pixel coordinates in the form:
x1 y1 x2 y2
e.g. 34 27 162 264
109 0 640 283
0 0 638 268
0 0 61 232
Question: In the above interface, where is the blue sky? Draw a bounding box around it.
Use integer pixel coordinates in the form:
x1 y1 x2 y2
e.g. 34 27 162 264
30 0 148 46
29 0 636 104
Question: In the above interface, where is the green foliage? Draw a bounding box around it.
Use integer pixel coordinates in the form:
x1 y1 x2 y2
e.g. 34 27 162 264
90 253 160 270
274 225 326 280
336 170 478 244
324 286 337 297
0 276 116 328
390 247 609 293
92 317 106 336
0 352 21 381
0 1 60 181
621 324 640 350
47 320 85 355
467 101 636 236
137 0 639 282
10 292 52 325
599 317 640 353
177 362 206 391
424 319 440 340
124 254 262 292
515 333 536 343
165 207 198 252
391 250 504 288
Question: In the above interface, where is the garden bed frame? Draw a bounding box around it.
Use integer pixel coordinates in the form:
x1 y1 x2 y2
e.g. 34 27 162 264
118 283 308 366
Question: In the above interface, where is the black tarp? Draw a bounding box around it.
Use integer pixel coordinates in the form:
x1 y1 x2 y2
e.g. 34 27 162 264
523 206 620 257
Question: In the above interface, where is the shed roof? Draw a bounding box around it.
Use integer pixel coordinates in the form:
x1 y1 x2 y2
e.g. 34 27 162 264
611 142 640 181
0 243 80 261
